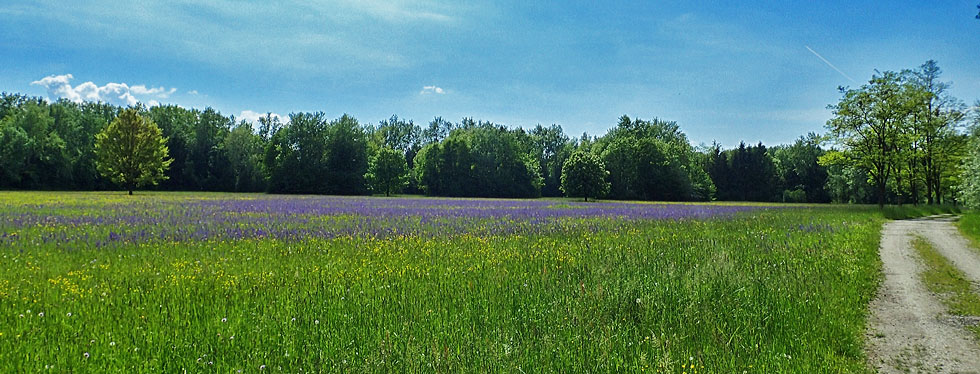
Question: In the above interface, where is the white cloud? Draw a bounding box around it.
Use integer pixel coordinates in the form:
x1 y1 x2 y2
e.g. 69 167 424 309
31 74 179 107
336 0 454 23
31 74 82 102
420 85 445 95
131 85 177 98
188 90 199 95
239 110 287 124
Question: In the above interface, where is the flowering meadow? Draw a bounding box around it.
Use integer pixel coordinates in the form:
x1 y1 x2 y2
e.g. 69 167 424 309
0 192 882 372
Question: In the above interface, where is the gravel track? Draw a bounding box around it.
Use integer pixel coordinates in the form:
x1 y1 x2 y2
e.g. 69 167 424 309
866 216 980 373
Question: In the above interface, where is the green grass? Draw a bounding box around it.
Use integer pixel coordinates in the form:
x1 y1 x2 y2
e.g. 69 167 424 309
0 192 885 372
958 211 980 251
911 236 980 339
880 204 961 220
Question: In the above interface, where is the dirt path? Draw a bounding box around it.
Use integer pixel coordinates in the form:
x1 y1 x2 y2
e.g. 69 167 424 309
912 216 980 286
866 216 980 373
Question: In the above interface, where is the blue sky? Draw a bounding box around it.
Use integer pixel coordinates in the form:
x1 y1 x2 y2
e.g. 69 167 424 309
2 1 978 146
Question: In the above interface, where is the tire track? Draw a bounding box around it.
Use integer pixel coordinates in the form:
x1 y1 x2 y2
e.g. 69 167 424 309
866 217 980 373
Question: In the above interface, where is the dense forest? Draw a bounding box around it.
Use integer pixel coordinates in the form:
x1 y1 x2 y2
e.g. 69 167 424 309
1 60 978 207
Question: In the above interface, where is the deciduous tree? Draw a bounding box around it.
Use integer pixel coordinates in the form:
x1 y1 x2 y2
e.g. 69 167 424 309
960 104 980 208
94 108 172 195
826 71 920 207
366 147 409 196
324 114 369 195
561 151 609 202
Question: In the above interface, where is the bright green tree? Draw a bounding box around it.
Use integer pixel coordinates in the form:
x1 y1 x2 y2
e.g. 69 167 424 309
560 151 610 202
961 138 980 209
826 71 922 207
962 105 980 208
366 147 409 196
94 108 172 195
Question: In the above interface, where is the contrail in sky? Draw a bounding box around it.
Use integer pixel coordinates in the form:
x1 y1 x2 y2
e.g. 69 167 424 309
805 45 857 83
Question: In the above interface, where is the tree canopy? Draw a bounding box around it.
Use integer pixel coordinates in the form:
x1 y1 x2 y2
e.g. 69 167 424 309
961 105 980 208
591 116 713 201
825 62 968 207
560 151 610 202
94 108 172 195
366 147 409 197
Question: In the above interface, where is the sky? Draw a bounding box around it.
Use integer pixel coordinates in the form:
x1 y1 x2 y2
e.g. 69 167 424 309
1 1 978 146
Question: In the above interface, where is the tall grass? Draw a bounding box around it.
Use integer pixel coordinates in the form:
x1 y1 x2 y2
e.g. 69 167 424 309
911 235 980 338
959 211 980 250
0 192 883 372
880 204 961 220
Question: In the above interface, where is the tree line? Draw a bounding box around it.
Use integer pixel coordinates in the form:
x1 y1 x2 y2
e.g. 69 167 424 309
1 60 978 207
824 60 972 207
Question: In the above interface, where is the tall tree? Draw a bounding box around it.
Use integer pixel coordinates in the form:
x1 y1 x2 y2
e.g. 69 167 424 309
370 114 423 192
530 124 571 197
323 114 369 195
961 104 980 208
366 147 409 196
413 122 542 198
94 108 172 195
818 150 875 204
374 115 420 155
770 134 830 203
593 115 712 201
187 107 233 191
422 116 454 145
0 102 70 188
707 142 779 202
265 112 329 194
561 151 610 202
910 61 967 204
224 120 267 192
257 112 283 142
826 71 920 207
147 105 196 190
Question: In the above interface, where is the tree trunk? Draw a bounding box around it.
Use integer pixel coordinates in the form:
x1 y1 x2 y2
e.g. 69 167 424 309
894 169 904 207
909 163 918 206
925 156 934 205
128 190 133 196
877 180 886 209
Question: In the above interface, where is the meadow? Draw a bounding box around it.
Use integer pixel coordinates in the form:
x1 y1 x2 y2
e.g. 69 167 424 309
0 192 884 372
960 211 980 249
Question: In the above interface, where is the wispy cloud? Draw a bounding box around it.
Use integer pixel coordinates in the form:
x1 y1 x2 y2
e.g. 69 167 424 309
805 45 856 83
420 85 446 95
10 1 471 77
334 0 455 23
31 74 178 107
